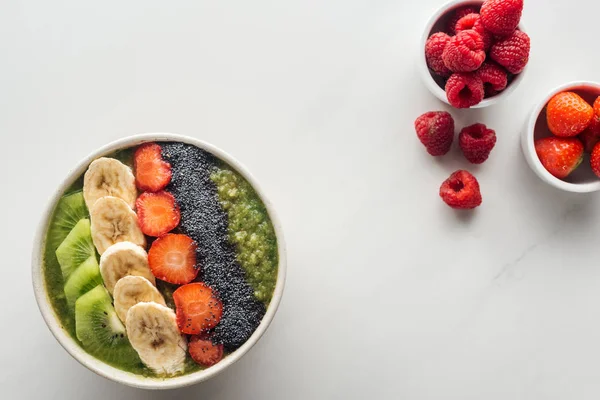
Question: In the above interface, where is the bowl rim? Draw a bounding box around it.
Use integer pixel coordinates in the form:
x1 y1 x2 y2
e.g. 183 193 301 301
418 0 527 108
31 132 287 390
522 81 600 193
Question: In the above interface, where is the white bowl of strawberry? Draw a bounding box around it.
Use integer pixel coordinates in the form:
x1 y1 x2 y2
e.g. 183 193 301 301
420 0 529 108
31 133 286 389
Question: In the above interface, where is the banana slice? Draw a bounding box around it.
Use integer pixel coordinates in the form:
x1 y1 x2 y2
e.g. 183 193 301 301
99 241 155 294
90 196 146 255
83 157 137 210
126 302 187 375
113 276 166 323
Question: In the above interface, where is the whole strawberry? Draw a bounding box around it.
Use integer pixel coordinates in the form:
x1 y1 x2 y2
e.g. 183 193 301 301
480 0 523 36
534 137 584 179
579 114 600 153
439 170 482 209
489 30 530 74
591 142 600 178
546 92 594 137
414 111 455 156
459 123 497 164
594 96 600 118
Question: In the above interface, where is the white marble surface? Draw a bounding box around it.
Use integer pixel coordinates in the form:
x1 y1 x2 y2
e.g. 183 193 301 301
2 0 600 398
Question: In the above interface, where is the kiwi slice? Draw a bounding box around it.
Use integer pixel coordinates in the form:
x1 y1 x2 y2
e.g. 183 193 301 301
75 285 142 369
64 256 102 307
56 219 96 280
47 191 88 252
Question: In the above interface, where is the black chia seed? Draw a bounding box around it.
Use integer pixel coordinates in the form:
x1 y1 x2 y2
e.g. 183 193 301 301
160 142 266 351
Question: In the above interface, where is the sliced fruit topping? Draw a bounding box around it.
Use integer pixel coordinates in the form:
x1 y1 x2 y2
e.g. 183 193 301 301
99 241 156 295
48 191 88 251
125 301 187 376
56 218 96 280
75 285 142 369
134 143 172 192
90 196 146 254
64 255 103 307
148 234 198 285
136 191 180 237
173 282 223 334
113 275 166 323
83 157 137 210
188 335 224 367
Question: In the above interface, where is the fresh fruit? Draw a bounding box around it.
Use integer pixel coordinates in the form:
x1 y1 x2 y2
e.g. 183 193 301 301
75 285 142 368
113 276 166 323
546 92 594 137
454 13 492 50
594 97 600 117
475 62 507 96
134 143 172 192
414 111 455 156
591 143 600 178
439 170 482 209
64 255 102 307
188 335 224 367
173 282 223 334
489 30 530 74
579 115 600 152
83 157 137 210
47 191 88 251
136 191 180 237
90 196 146 254
534 137 584 179
99 241 156 294
442 30 486 72
56 218 96 280
125 301 187 375
480 0 523 36
459 123 497 164
447 6 477 35
148 234 199 285
445 72 485 108
425 32 452 77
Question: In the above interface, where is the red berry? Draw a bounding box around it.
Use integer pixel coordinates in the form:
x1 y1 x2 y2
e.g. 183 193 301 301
425 32 452 77
439 170 482 209
136 191 180 237
480 0 523 36
442 30 486 72
414 111 455 156
459 123 497 164
173 283 223 335
188 335 224 367
594 96 600 118
447 6 477 35
546 92 594 137
579 114 600 153
489 30 530 74
534 137 584 179
591 142 600 178
455 13 493 50
475 62 508 97
148 233 199 284
134 143 172 192
445 72 485 108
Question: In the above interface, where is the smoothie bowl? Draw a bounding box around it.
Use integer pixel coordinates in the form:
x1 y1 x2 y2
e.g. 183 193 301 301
32 133 286 389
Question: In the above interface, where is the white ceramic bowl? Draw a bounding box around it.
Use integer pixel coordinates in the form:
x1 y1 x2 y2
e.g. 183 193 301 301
419 0 527 108
31 133 287 389
522 82 600 193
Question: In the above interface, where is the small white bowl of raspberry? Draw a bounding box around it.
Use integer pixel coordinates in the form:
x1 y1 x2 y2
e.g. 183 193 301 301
419 0 529 108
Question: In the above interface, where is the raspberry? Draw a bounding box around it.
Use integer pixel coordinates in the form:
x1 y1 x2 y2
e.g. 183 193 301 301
447 6 477 35
459 123 497 164
439 170 482 209
546 92 594 137
414 111 455 156
425 32 452 77
455 13 493 50
475 62 507 97
480 0 523 36
445 72 484 108
489 30 530 74
442 30 486 72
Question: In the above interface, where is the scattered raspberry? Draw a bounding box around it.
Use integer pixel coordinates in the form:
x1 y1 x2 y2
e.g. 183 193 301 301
445 72 484 108
489 30 530 74
579 114 600 152
414 111 455 156
546 92 594 137
439 170 482 209
535 137 584 179
425 32 452 77
480 0 523 36
475 62 507 97
442 30 486 72
447 6 477 35
591 142 600 178
455 13 493 50
459 123 497 164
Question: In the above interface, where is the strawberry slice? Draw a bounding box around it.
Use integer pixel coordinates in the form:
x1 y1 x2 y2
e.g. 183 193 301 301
188 335 224 367
148 234 198 284
136 191 180 237
173 282 223 334
134 143 172 192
